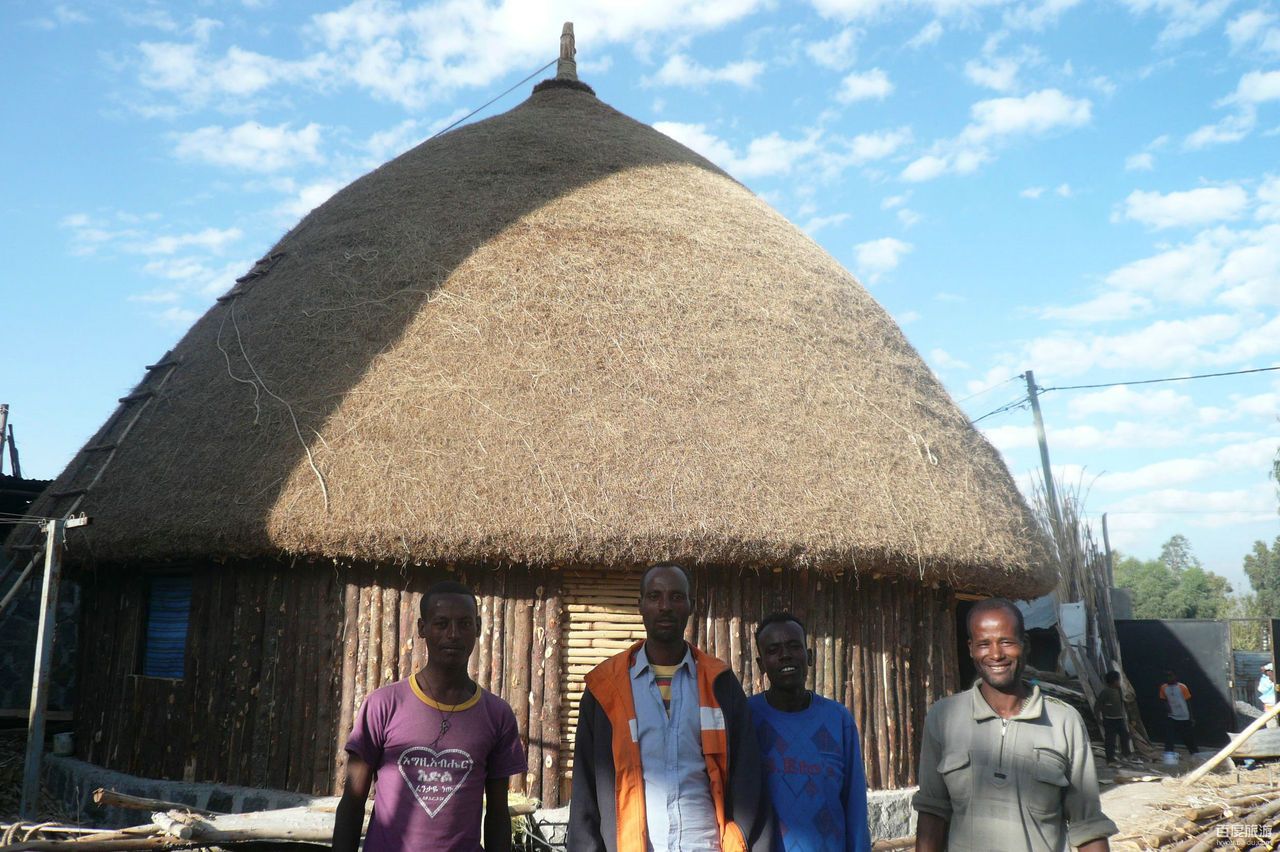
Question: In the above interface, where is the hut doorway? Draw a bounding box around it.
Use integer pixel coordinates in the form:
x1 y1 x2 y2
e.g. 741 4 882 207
561 569 645 801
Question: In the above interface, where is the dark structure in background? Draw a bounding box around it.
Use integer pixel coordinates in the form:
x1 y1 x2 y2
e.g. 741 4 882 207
1116 619 1234 749
0 467 77 716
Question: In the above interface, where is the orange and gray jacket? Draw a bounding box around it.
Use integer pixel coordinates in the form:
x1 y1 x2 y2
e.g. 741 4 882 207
567 641 775 852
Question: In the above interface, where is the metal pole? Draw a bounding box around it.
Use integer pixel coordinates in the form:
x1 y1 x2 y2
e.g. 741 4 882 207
1025 370 1064 537
0 403 8 476
21 518 64 819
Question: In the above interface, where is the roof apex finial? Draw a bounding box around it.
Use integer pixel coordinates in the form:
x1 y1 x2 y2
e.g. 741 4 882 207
557 22 578 81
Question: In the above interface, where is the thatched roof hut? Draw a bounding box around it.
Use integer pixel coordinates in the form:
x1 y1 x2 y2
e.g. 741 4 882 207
17 53 1052 806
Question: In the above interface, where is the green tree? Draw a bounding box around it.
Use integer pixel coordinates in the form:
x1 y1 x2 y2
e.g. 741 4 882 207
1113 534 1233 620
1166 565 1233 618
1160 533 1202 572
1113 553 1178 618
1243 536 1280 618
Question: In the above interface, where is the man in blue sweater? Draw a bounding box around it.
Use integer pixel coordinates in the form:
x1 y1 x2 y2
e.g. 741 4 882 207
748 612 871 852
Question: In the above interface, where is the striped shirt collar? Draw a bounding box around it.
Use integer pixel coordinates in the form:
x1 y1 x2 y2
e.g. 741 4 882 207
630 642 695 680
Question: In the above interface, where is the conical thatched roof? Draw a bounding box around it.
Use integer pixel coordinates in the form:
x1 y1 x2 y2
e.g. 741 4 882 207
30 81 1054 597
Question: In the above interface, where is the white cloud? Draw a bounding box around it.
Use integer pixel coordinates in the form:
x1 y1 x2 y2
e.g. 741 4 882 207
275 180 345 220
1258 175 1280 221
961 88 1092 143
1040 290 1154 322
1229 69 1280 104
897 309 922 324
1096 458 1218 491
837 68 892 102
898 208 922 227
807 27 858 69
854 236 912 282
649 54 765 88
132 227 243 256
801 212 851 234
965 56 1020 92
902 154 953 182
1003 0 1082 30
907 19 943 48
929 348 971 370
1125 151 1155 171
1067 386 1193 418
1185 109 1257 149
1235 390 1280 417
174 122 324 172
881 193 910 209
1025 314 1253 376
1020 186 1045 199
654 122 906 180
365 119 426 163
158 306 202 327
902 89 1091 181
1121 185 1249 229
1108 483 1277 527
137 39 328 108
1226 8 1280 54
654 122 818 178
1119 0 1234 43
306 0 770 109
1055 182 1073 197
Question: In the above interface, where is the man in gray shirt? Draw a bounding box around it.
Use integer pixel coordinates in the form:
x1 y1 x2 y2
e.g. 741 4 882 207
914 598 1117 852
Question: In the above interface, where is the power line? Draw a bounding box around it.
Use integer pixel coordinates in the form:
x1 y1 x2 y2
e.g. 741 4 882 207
1040 364 1280 394
429 58 557 141
970 394 1031 425
957 374 1022 404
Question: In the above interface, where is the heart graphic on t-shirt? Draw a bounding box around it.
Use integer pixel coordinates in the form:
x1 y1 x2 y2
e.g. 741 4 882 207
397 746 475 818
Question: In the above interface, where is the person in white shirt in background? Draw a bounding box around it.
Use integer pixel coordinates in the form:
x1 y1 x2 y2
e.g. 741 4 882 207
1258 662 1276 728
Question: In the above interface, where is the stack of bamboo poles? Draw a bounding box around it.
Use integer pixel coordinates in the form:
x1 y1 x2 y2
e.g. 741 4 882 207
1115 789 1280 850
1034 480 1153 754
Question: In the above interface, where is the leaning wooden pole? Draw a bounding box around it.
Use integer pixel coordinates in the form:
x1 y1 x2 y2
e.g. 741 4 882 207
1182 701 1280 785
20 518 65 819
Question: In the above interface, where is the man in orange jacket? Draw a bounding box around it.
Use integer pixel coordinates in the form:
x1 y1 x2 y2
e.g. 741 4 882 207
568 563 774 852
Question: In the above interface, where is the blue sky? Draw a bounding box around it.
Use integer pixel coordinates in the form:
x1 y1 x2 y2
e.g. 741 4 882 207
3 0 1278 592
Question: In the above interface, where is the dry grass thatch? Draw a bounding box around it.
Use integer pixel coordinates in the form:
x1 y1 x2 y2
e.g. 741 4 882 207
26 84 1054 596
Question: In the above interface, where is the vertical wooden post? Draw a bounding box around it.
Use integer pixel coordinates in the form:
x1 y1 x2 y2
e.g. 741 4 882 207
21 518 65 819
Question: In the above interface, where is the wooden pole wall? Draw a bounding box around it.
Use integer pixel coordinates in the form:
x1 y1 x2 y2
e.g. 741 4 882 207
74 560 960 805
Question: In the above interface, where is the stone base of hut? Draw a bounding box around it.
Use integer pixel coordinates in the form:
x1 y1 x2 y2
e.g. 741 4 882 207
72 559 960 807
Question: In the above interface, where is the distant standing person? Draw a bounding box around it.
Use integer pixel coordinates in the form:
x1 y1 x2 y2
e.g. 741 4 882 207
749 612 870 852
1257 663 1275 727
1093 671 1132 766
332 580 527 852
1160 670 1197 759
568 562 774 851
914 598 1116 852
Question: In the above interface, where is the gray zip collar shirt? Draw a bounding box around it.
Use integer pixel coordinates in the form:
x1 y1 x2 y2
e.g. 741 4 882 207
913 683 1117 851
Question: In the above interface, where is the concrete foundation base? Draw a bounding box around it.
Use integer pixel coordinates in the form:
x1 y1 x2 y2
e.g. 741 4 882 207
43 755 919 843
528 788 918 844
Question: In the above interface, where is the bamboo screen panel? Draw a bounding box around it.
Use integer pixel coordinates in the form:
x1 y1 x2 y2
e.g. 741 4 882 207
560 569 646 797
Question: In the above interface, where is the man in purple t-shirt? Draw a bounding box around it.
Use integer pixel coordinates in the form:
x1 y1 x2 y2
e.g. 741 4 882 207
332 580 527 852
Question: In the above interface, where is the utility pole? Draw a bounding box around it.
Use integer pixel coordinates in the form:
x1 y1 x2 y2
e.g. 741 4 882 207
21 515 89 819
1025 370 1064 538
